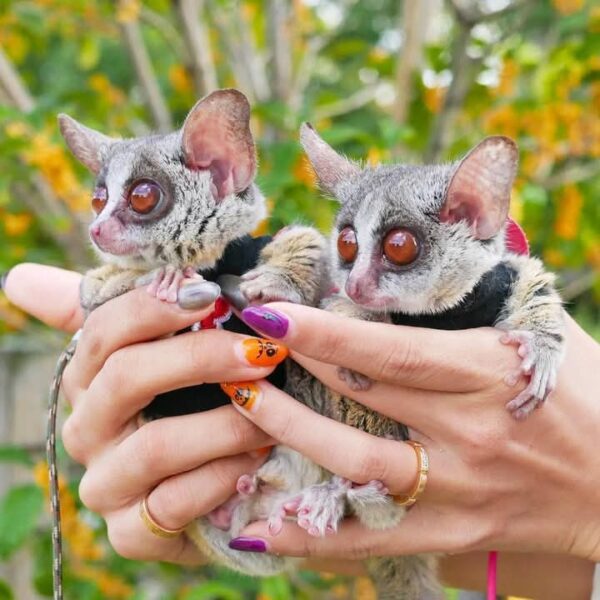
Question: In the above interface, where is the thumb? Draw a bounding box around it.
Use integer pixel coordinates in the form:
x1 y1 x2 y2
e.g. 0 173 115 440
3 263 84 332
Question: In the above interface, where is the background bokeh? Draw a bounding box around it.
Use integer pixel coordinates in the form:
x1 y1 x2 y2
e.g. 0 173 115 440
0 0 598 598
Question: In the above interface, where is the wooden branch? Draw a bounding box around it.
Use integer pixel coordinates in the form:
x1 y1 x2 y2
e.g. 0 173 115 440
0 46 34 111
176 0 218 96
450 0 528 27
209 9 256 102
393 0 432 125
539 162 600 190
266 0 292 103
232 1 271 101
119 19 173 132
140 6 187 58
561 270 597 301
288 36 326 115
313 87 378 122
424 19 472 162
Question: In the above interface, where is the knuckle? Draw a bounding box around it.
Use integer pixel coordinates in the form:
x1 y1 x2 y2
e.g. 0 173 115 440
352 439 388 484
79 312 106 360
460 423 505 466
228 412 260 451
375 338 423 383
150 479 194 528
61 415 88 464
107 520 142 560
133 420 171 474
78 471 103 513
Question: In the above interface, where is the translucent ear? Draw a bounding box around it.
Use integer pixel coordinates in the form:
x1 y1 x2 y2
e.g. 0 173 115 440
182 89 256 200
300 123 360 197
58 114 116 174
440 136 518 240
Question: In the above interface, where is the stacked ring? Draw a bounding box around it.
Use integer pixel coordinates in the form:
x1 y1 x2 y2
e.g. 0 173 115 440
394 440 429 507
139 494 186 539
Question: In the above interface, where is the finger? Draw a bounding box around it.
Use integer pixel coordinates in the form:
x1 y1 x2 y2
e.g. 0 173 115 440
241 303 520 392
65 282 220 391
234 505 485 559
222 380 419 495
103 505 206 564
77 406 273 507
3 263 83 332
67 330 287 449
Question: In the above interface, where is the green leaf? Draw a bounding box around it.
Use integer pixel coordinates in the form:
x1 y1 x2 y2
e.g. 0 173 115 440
0 580 14 600
0 445 34 467
180 581 244 600
0 484 44 560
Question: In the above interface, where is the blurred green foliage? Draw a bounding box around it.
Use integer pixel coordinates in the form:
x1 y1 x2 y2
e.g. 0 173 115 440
0 0 598 598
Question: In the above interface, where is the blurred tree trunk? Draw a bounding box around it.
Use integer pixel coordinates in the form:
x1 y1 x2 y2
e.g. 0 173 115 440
176 0 218 96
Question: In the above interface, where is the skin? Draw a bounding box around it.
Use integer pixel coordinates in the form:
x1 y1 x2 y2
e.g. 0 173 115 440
4 263 598 598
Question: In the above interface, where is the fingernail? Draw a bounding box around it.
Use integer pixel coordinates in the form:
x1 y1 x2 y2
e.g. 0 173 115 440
177 281 220 310
249 445 273 458
217 274 248 311
220 381 261 413
0 270 11 291
228 537 268 553
239 338 288 367
241 306 289 339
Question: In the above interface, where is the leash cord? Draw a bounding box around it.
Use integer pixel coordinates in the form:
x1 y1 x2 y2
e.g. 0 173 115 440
48 331 81 600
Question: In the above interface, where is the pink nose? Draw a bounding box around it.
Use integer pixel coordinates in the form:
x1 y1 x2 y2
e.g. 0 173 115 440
345 277 370 304
90 224 101 239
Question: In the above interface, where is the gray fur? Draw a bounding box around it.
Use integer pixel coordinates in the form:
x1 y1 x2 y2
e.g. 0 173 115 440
57 90 329 577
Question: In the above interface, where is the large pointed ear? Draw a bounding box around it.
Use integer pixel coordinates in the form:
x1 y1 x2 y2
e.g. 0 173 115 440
440 136 518 240
300 122 360 197
181 89 256 200
58 114 115 174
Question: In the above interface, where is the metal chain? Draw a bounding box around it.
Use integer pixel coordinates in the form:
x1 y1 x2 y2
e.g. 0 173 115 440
47 330 81 600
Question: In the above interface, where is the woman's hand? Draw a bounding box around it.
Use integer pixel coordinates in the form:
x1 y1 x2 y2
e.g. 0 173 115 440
3 264 285 565
225 303 600 564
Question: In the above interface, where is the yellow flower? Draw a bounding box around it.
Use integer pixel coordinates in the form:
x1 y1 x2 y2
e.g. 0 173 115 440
544 248 566 268
168 64 193 94
483 105 519 139
116 0 140 23
495 58 520 97
367 147 385 166
0 295 27 330
89 74 125 106
5 121 29 138
424 86 445 113
552 0 584 15
4 213 32 236
293 154 317 188
554 185 583 240
354 577 377 599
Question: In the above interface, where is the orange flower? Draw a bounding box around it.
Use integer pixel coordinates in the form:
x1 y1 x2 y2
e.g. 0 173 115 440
424 86 446 113
552 0 584 15
293 154 317 188
4 213 32 236
554 185 583 240
168 64 193 94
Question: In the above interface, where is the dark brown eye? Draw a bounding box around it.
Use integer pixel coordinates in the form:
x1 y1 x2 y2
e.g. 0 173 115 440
128 180 162 214
91 186 107 214
383 229 419 266
337 226 358 263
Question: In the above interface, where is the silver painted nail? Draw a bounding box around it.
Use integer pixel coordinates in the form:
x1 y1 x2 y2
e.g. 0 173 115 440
217 274 248 311
177 281 220 310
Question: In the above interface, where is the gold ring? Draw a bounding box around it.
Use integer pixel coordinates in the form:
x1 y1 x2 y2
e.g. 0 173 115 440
394 440 429 507
139 494 186 539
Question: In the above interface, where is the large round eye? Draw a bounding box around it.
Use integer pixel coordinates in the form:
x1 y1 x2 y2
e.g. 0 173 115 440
128 180 162 214
91 186 107 214
337 226 358 263
383 229 419 266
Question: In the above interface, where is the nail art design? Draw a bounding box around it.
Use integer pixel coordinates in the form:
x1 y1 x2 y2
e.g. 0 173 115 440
221 382 261 412
241 306 289 339
228 537 268 553
242 338 288 367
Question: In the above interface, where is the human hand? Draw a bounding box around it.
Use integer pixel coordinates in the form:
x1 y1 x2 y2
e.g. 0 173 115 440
223 303 600 563
3 264 286 564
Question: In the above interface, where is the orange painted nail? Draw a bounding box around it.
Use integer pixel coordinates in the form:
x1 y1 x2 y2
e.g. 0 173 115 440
249 445 274 458
241 338 288 367
221 382 261 413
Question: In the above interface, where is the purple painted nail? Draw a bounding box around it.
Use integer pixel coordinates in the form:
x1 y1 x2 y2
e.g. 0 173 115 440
228 537 268 553
241 306 289 339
